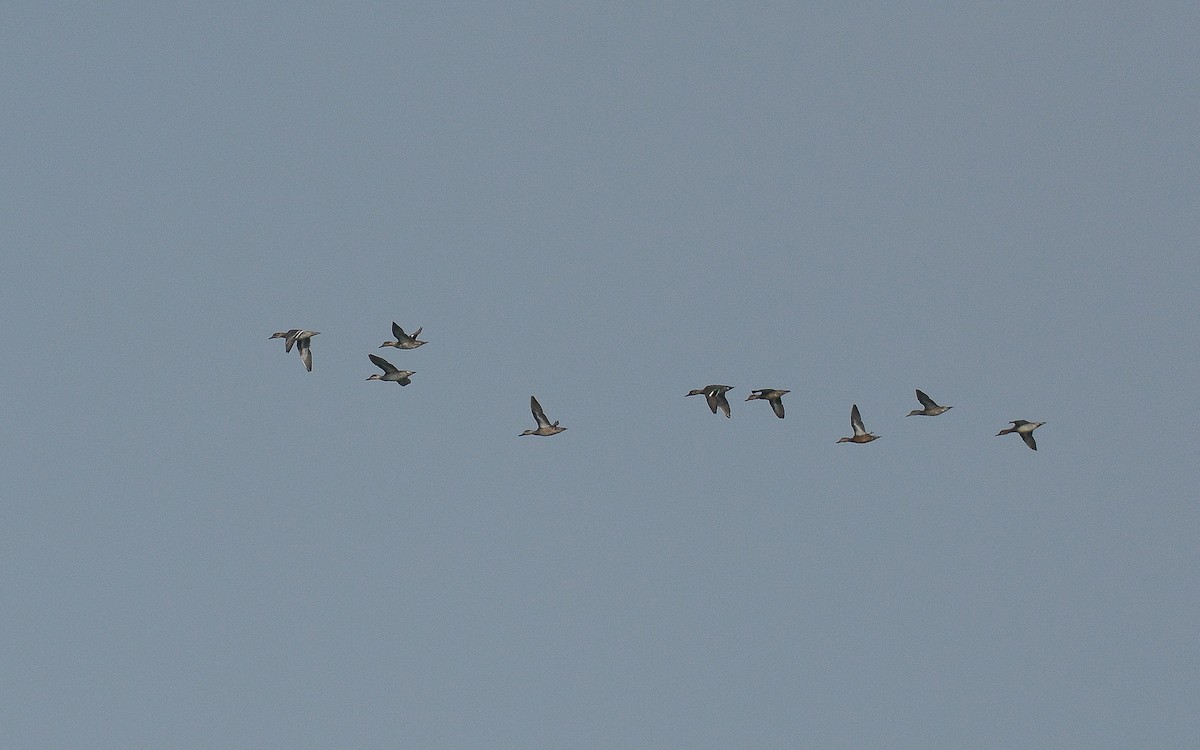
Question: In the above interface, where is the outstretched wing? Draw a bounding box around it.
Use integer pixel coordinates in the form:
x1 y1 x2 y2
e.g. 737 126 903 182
369 353 398 374
298 340 313 371
530 396 551 427
770 397 785 419
1021 432 1038 451
850 404 867 436
713 391 731 418
391 322 407 341
705 392 720 414
915 389 938 409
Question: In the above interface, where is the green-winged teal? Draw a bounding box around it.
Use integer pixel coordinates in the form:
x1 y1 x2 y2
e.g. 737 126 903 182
746 388 789 419
997 420 1044 451
269 329 320 372
686 385 734 418
837 404 880 444
366 353 414 385
379 322 426 349
906 389 952 417
520 396 566 436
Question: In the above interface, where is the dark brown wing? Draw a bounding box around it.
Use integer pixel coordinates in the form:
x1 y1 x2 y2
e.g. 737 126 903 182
369 353 399 374
530 396 551 427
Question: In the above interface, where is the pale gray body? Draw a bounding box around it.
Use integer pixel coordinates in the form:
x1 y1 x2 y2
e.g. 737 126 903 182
379 322 426 349
997 420 1045 451
269 329 320 372
907 389 952 417
366 353 415 385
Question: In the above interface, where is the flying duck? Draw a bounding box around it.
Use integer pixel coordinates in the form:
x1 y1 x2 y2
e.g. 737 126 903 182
837 404 880 444
996 420 1044 451
686 385 734 418
269 329 320 372
379 322 427 349
906 389 952 417
746 388 789 419
520 396 567 436
366 353 415 385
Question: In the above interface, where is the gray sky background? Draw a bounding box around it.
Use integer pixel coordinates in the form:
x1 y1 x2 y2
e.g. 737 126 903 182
4 3 1198 748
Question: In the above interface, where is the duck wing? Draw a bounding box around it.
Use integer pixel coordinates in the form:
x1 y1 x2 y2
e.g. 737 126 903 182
298 339 312 371
369 353 399 374
1021 432 1038 451
770 397 785 419
704 392 720 414
915 389 938 409
850 404 868 436
713 390 731 418
284 329 301 353
530 396 552 427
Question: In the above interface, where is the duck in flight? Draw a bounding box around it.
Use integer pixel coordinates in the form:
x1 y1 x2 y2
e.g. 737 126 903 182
996 420 1044 451
906 389 952 417
746 388 789 419
379 322 426 349
837 404 880 444
269 329 320 372
520 396 566 436
366 353 415 385
686 385 734 418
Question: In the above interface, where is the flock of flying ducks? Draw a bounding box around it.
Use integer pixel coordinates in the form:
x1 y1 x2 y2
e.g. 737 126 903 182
685 384 1046 451
270 326 1046 450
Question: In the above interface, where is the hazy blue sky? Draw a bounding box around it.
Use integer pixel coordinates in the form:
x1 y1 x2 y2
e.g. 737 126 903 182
4 3 1198 748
